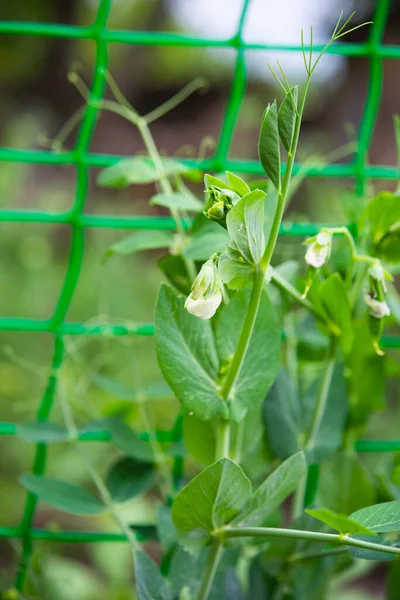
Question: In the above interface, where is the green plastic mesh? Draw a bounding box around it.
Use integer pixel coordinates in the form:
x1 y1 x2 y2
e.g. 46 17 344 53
0 0 399 590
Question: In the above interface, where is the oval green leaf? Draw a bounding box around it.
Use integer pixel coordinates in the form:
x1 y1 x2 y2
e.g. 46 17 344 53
108 418 154 463
103 230 174 262
150 192 203 212
20 474 105 515
134 551 172 600
97 156 188 188
350 501 400 533
305 507 376 535
106 456 155 503
155 284 225 421
258 100 281 190
278 86 298 152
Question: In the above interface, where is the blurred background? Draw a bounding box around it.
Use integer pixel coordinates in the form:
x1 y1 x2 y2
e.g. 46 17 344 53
0 0 400 597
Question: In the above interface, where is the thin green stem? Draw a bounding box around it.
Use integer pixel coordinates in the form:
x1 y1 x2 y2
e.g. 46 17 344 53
196 540 223 600
232 418 245 464
91 98 197 282
220 268 265 402
304 336 336 452
270 269 323 320
144 77 207 124
136 118 197 282
222 527 400 557
130 342 175 501
215 268 265 459
215 419 231 460
261 78 311 271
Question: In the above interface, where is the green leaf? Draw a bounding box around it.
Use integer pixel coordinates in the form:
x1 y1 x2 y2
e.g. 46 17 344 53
183 412 216 466
108 418 154 463
150 192 203 212
258 101 281 190
155 284 225 421
264 367 347 462
305 507 376 535
16 422 69 443
232 452 307 527
263 370 301 459
158 254 192 295
156 506 177 553
103 230 173 262
106 456 155 502
318 452 376 515
172 458 251 550
226 172 251 197
204 174 233 191
20 474 105 515
350 501 400 533
169 547 205 598
226 190 266 263
361 191 400 246
218 247 256 291
183 230 228 261
377 231 400 263
319 274 353 353
360 191 400 263
214 289 281 421
347 321 385 426
293 559 334 600
97 156 188 188
278 86 298 152
219 189 266 290
248 558 277 599
134 551 171 600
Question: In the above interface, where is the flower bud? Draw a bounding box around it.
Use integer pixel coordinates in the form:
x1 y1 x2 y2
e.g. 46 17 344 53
184 258 223 320
368 262 392 293
304 231 332 269
364 293 391 319
203 184 240 227
369 262 385 283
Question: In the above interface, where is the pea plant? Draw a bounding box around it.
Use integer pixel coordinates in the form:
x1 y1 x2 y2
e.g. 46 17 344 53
17 12 400 600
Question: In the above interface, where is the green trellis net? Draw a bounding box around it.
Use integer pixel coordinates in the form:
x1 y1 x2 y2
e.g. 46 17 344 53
0 0 399 591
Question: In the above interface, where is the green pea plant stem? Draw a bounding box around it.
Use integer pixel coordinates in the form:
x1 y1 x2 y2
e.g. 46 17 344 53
219 527 400 556
65 70 202 281
213 45 311 465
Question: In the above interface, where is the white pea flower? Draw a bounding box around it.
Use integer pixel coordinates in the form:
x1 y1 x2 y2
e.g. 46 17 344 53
368 262 392 292
305 231 332 268
364 293 391 319
184 258 223 320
